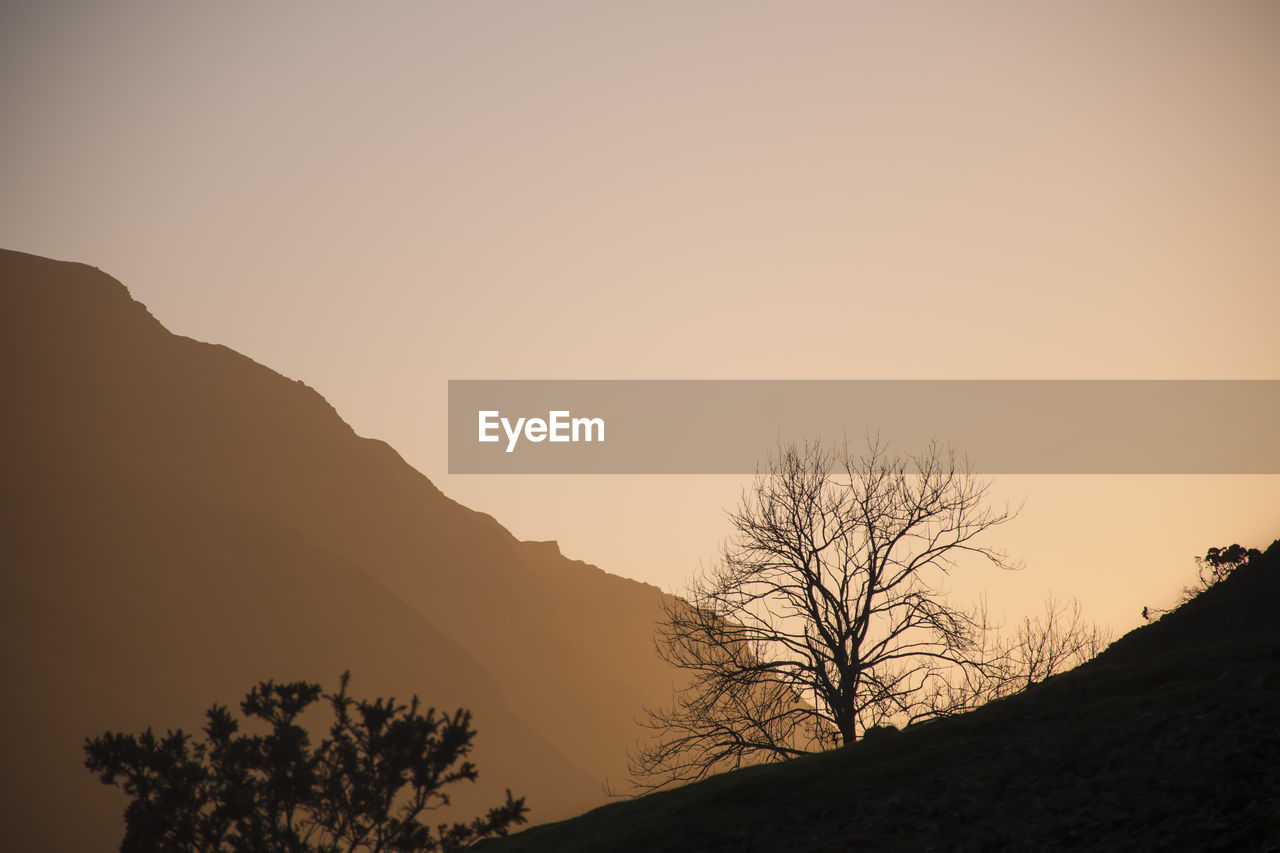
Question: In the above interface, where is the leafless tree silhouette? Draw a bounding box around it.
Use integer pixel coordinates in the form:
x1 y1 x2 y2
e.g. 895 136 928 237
630 437 1020 790
985 594 1111 696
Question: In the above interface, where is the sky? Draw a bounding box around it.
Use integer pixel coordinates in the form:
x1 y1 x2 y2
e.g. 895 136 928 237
3 0 1277 635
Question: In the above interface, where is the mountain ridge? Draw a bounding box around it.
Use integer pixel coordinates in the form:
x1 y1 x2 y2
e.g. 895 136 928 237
0 248 680 851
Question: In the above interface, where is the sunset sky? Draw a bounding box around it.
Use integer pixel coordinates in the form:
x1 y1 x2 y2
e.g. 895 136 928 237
4 1 1277 633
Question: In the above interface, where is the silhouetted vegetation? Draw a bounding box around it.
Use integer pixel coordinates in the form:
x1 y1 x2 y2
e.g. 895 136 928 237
479 537 1280 853
1142 542 1266 621
984 593 1111 697
84 672 527 852
1181 543 1262 602
630 438 1021 790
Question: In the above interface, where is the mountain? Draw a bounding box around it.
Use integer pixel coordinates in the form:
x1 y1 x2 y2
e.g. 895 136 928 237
480 541 1280 852
0 249 680 851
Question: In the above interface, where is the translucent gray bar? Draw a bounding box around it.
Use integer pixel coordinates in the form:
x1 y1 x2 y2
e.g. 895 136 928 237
447 380 1280 474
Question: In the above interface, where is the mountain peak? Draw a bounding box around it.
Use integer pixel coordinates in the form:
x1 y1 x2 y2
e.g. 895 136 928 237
1 249 682 852
524 539 563 557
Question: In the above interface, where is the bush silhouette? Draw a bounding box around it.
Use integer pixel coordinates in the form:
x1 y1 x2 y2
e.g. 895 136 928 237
84 672 526 852
1181 543 1263 602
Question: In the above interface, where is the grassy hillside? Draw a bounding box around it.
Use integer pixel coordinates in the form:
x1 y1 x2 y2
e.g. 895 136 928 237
483 541 1280 852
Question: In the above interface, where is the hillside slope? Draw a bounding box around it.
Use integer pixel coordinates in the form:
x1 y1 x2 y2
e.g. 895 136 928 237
483 541 1280 852
0 249 681 851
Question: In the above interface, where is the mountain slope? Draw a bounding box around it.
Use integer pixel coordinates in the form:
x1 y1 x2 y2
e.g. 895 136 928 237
482 541 1280 852
0 249 680 851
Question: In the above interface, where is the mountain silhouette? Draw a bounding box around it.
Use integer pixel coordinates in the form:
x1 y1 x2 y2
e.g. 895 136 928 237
0 249 680 851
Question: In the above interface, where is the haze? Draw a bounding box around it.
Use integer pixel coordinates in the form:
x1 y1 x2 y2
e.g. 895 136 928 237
3 1 1277 632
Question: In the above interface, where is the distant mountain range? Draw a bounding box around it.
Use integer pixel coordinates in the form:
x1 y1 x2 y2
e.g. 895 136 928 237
0 249 682 851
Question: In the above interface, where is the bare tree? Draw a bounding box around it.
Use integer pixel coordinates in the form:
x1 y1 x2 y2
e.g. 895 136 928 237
985 594 1111 697
630 437 1018 790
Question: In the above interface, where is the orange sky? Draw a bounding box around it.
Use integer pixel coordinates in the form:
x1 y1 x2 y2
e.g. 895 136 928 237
3 1 1277 634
